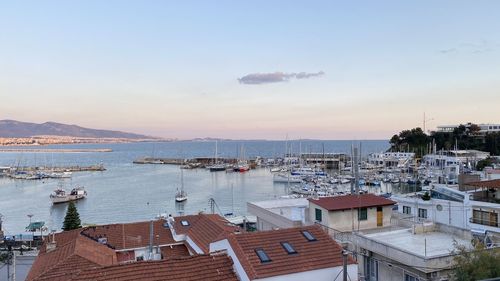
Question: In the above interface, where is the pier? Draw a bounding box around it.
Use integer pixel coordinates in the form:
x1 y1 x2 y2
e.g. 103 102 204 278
0 148 112 153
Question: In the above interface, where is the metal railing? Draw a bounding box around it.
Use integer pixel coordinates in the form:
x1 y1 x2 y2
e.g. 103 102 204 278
469 218 499 227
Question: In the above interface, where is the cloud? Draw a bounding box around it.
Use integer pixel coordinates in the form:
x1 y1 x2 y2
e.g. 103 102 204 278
439 48 456 54
238 71 325 85
439 40 498 55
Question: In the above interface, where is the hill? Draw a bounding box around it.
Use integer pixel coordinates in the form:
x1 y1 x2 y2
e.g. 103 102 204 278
0 120 156 139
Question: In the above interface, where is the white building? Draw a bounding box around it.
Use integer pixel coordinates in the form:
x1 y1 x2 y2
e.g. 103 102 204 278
247 198 309 231
436 122 500 134
367 152 415 169
308 194 396 232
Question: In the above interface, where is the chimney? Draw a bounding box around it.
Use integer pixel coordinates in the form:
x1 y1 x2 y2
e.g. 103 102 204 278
149 220 154 259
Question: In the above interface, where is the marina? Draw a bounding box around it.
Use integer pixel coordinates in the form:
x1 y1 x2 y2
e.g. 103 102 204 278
0 140 390 234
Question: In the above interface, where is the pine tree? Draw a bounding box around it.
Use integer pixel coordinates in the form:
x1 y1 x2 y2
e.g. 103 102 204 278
62 201 81 231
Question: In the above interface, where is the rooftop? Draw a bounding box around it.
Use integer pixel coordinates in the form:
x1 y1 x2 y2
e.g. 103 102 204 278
249 198 308 222
70 254 238 281
361 228 470 258
309 194 396 211
172 214 240 253
227 225 355 279
467 179 500 189
27 214 237 281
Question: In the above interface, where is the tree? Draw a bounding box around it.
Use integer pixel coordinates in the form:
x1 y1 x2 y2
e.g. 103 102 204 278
62 201 81 231
452 242 500 280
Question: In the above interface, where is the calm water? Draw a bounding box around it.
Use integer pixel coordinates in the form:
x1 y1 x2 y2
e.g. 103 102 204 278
0 140 390 234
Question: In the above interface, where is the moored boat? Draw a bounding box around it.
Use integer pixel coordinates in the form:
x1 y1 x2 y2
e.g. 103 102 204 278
50 186 87 204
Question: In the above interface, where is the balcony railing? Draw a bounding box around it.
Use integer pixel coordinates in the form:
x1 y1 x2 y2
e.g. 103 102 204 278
469 217 499 227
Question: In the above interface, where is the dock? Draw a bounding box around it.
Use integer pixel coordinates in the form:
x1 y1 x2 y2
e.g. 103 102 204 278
0 148 112 153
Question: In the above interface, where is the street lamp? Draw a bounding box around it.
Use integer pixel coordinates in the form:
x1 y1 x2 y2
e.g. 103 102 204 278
27 214 34 248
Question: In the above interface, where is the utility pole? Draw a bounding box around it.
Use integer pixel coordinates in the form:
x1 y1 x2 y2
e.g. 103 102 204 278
342 250 348 281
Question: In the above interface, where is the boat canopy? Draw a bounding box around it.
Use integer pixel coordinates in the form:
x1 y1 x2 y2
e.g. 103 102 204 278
26 221 45 232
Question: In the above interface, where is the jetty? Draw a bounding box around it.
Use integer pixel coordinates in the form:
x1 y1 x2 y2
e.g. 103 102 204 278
0 148 112 153
0 164 106 180
133 157 239 167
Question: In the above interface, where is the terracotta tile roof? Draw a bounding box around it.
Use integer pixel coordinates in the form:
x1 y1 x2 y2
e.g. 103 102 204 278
81 219 176 250
70 254 238 281
27 235 117 281
308 194 396 211
227 225 355 279
161 244 190 257
173 214 240 253
467 179 500 189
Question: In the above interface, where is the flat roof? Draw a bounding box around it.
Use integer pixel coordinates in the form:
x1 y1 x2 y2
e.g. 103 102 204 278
249 198 308 222
363 228 470 258
249 198 308 209
309 194 396 211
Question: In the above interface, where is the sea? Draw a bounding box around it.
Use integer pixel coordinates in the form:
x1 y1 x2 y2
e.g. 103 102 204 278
0 140 395 235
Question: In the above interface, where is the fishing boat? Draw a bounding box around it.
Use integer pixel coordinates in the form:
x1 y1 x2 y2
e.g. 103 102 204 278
175 170 188 202
50 186 87 204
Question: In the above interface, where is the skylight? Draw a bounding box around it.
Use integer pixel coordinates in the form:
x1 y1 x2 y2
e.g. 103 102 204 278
281 242 297 254
301 231 317 241
255 248 271 263
180 220 190 226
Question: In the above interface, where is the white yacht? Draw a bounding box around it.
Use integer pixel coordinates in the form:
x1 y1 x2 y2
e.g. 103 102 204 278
50 186 87 204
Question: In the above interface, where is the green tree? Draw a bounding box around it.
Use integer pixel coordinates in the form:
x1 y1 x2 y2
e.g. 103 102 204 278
452 242 500 281
62 201 81 231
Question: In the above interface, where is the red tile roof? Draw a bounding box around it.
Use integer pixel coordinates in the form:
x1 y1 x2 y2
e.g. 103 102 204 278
227 225 355 279
70 254 238 281
173 214 240 253
308 194 396 211
81 219 175 250
467 179 500 189
26 235 117 281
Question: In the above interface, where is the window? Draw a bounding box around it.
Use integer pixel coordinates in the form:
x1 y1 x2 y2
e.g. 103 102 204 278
180 220 190 226
418 208 427 219
358 208 368 221
315 208 322 222
281 242 297 254
404 273 417 281
365 256 378 281
472 209 498 227
255 248 271 263
403 206 411 214
302 230 317 242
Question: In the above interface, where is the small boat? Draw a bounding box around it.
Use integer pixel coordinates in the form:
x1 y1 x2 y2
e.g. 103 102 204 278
175 189 188 202
175 169 188 202
207 164 226 172
50 186 87 204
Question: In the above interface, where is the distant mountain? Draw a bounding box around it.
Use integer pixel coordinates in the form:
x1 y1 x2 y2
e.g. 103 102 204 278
0 120 156 139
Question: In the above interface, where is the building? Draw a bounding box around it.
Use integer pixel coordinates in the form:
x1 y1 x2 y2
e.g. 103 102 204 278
27 213 357 281
247 198 309 231
394 183 499 239
355 222 473 281
210 225 358 281
436 122 500 134
26 214 240 281
367 152 415 169
308 194 396 232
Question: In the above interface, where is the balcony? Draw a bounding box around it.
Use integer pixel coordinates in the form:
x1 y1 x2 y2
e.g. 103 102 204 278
469 217 499 228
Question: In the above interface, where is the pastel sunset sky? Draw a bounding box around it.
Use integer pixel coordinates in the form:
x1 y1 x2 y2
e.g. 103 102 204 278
1 1 499 139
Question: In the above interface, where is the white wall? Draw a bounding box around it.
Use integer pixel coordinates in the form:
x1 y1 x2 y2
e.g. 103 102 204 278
256 264 357 281
186 236 204 254
309 202 392 232
210 239 250 281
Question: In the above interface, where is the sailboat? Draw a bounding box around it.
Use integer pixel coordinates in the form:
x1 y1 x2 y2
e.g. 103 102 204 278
207 140 226 172
175 169 188 202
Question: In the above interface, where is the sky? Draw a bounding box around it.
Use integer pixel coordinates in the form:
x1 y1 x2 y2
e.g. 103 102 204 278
1 1 499 140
